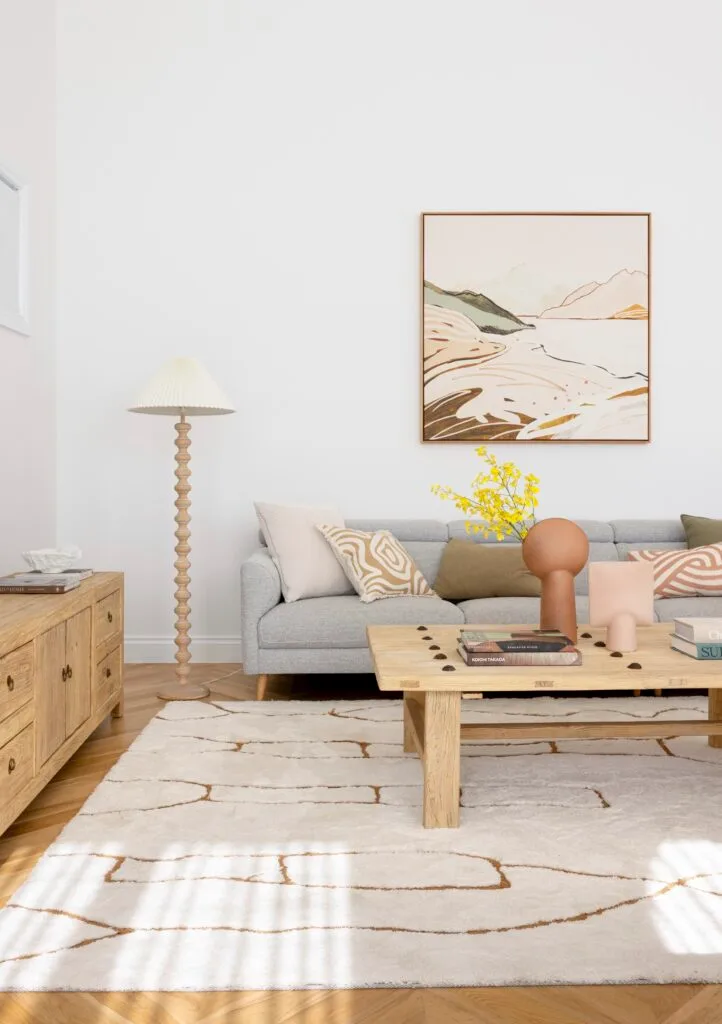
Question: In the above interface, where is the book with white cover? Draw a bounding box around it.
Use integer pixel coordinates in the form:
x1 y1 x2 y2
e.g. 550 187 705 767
671 634 722 659
674 618 722 642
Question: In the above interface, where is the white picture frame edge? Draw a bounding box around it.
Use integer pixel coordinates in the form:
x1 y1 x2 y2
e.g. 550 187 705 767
0 164 30 337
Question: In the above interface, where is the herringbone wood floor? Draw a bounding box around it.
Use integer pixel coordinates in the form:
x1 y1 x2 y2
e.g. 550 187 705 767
0 664 718 1023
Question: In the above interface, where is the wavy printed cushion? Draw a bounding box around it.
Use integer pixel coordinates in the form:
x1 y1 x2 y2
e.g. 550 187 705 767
627 543 722 597
317 526 435 603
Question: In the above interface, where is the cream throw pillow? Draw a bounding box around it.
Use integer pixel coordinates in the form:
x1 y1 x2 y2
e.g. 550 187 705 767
254 502 354 602
317 526 435 603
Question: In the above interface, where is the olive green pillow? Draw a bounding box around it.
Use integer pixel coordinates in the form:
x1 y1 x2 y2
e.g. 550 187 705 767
433 539 541 600
681 514 722 549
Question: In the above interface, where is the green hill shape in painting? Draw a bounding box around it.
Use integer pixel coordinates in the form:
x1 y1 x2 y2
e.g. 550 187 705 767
424 281 535 336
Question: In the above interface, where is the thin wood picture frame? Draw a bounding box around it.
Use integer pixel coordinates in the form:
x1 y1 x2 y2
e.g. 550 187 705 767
421 211 651 444
0 165 29 337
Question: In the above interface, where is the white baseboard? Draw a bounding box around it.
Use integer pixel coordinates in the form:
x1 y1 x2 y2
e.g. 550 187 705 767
124 636 242 663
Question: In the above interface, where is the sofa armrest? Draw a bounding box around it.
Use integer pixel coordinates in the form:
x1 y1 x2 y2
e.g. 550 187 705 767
241 550 282 674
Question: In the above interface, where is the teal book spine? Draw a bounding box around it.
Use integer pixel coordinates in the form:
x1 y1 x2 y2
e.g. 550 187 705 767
695 644 722 659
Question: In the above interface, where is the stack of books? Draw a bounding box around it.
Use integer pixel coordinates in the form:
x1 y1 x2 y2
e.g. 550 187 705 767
671 618 722 660
0 569 93 595
457 629 582 666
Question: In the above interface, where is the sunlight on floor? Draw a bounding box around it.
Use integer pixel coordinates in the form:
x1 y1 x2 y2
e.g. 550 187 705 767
649 841 722 954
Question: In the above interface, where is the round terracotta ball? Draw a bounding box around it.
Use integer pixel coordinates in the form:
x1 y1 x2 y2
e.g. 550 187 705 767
522 518 589 578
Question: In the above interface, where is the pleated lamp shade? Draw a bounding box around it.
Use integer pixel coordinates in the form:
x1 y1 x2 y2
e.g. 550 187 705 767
129 357 235 416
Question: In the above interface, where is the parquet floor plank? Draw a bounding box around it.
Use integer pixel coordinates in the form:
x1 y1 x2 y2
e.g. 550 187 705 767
0 664 716 1023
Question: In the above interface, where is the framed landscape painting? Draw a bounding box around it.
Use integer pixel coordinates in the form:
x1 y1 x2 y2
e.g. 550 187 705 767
422 212 650 442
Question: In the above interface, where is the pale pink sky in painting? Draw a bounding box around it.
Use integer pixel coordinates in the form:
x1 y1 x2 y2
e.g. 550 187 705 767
424 214 648 316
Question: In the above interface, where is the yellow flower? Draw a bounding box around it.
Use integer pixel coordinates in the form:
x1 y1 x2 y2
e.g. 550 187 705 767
431 448 540 542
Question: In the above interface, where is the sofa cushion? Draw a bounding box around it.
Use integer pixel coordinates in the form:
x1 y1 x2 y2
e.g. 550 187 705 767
459 596 590 626
628 544 722 597
254 501 353 601
447 519 613 543
434 540 540 600
258 595 463 649
575 542 619 595
317 526 435 603
616 541 685 561
681 514 722 549
611 520 686 543
346 519 448 542
654 596 722 623
400 541 447 587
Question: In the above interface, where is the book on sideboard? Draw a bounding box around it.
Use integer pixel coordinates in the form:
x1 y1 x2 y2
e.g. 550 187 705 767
0 574 82 594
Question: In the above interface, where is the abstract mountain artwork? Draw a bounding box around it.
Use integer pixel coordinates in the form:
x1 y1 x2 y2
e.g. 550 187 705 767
422 213 650 442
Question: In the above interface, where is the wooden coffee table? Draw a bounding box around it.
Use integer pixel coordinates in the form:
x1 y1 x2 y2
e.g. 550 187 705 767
367 623 722 829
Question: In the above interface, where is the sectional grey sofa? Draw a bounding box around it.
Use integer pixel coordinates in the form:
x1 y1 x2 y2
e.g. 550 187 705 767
241 518 711 696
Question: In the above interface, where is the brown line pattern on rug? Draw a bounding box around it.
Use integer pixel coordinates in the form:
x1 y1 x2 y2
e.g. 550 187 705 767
329 704 707 723
5 868 720 967
45 849 673 889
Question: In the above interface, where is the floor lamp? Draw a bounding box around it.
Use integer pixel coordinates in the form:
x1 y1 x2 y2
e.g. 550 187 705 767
129 357 235 700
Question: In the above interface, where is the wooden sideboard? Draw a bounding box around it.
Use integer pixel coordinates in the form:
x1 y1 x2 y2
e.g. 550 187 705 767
0 572 124 836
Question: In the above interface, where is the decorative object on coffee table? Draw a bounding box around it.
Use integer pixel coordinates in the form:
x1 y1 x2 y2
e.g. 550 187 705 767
130 358 234 700
432 446 539 541
588 561 654 651
521 518 588 643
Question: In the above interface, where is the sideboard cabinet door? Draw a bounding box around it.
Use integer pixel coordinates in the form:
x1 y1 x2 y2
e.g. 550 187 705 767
35 622 66 767
65 608 92 737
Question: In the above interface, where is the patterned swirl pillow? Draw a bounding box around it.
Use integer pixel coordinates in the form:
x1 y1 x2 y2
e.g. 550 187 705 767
317 526 436 603
627 543 722 597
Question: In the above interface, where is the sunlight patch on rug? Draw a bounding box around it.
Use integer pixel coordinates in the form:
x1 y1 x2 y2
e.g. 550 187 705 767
1 697 722 989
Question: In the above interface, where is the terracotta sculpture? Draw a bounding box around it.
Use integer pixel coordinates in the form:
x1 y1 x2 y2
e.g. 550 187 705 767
521 519 589 643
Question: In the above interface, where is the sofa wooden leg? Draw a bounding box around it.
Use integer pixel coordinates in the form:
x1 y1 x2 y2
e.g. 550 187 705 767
256 674 269 701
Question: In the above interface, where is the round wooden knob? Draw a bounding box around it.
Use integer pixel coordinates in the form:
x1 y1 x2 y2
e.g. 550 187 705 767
66 664 73 679
8 757 16 774
61 667 67 682
6 675 14 692
107 611 113 623
105 667 112 678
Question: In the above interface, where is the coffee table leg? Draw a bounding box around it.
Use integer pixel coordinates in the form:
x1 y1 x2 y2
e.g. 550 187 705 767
423 691 461 828
709 688 722 748
403 692 425 753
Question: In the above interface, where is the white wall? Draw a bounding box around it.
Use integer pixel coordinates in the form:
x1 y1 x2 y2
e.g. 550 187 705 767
0 0 56 571
56 0 722 662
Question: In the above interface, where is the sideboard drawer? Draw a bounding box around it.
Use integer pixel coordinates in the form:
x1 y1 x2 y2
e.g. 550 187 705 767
95 590 121 649
95 645 121 710
0 643 34 725
0 725 34 805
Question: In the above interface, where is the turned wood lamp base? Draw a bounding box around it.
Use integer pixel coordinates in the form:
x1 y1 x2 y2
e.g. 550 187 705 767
128 357 236 705
156 414 209 703
157 680 210 701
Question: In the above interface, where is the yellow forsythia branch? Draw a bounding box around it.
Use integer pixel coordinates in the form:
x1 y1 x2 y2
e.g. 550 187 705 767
431 446 539 542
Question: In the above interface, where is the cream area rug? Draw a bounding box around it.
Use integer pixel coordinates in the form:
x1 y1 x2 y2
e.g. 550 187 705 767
2 696 722 990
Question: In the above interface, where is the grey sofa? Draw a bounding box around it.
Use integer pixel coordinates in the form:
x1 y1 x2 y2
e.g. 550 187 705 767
241 517 711 689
